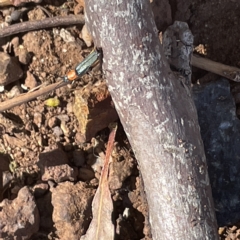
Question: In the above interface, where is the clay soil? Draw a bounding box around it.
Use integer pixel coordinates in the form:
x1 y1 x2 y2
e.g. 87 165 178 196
0 0 240 239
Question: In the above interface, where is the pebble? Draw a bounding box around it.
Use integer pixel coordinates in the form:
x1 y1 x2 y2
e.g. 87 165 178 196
25 71 38 89
18 47 31 65
78 167 95 181
0 52 23 86
0 187 39 238
33 112 42 127
0 85 5 92
6 85 21 98
60 121 69 135
59 29 75 43
5 15 12 23
48 116 59 128
52 126 63 138
33 183 49 198
11 37 19 49
73 149 85 167
57 114 69 122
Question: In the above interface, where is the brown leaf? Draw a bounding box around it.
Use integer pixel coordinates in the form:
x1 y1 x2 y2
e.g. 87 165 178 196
80 24 93 47
81 123 117 240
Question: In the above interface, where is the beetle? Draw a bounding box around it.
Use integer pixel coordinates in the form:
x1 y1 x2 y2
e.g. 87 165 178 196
62 49 101 82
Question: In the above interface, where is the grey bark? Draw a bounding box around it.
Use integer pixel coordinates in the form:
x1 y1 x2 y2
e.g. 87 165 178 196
85 0 218 239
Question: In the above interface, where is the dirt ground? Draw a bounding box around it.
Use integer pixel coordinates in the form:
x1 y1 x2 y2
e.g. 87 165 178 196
0 0 240 239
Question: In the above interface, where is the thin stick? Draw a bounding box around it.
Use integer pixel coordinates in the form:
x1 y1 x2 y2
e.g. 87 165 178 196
0 0 41 7
192 54 240 82
0 14 85 38
0 81 68 112
2 54 239 112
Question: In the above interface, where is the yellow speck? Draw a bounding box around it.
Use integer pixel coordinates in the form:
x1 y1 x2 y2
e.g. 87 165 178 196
44 98 60 107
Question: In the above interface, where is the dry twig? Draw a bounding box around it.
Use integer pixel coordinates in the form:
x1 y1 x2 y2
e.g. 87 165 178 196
0 0 41 7
0 81 68 112
192 54 240 82
0 14 85 38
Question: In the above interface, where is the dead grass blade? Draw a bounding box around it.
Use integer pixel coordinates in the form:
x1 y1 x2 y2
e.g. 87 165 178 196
81 123 117 240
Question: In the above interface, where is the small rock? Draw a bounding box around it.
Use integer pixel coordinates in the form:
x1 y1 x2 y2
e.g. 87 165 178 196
35 134 43 147
48 116 59 128
33 112 42 127
218 227 226 235
6 85 21 99
73 149 85 167
1 8 11 17
78 167 95 181
60 121 69 135
33 183 49 198
10 8 28 22
3 134 26 147
0 22 9 29
13 150 23 158
40 71 46 78
75 132 86 144
10 37 19 49
10 11 22 22
0 187 39 239
89 178 99 187
52 126 63 138
37 149 75 183
18 47 31 65
108 158 134 190
56 114 69 122
25 71 38 89
0 85 4 92
60 29 75 43
66 102 73 113
37 148 69 170
41 164 78 183
51 181 95 239
5 15 11 23
89 153 104 173
0 52 23 86
10 185 21 195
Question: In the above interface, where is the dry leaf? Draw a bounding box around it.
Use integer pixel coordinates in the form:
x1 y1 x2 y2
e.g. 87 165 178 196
81 124 117 240
80 25 93 47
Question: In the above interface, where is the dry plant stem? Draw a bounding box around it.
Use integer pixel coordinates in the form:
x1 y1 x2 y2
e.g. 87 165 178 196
0 0 12 7
0 0 41 7
0 81 67 112
192 54 240 82
101 123 117 185
0 15 85 38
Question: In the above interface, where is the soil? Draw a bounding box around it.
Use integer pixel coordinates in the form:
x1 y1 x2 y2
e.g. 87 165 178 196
0 0 240 239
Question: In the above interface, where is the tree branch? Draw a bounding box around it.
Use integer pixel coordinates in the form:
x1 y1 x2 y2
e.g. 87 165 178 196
85 0 218 239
